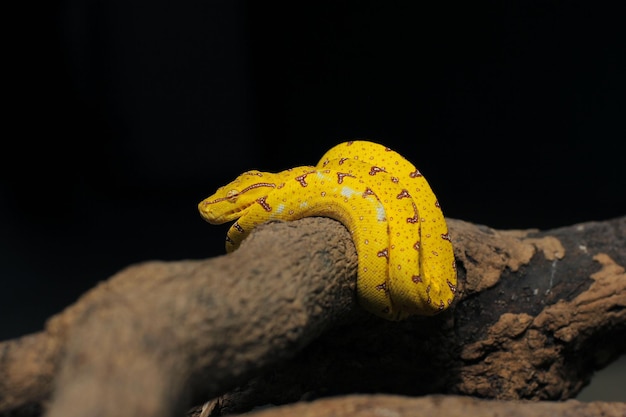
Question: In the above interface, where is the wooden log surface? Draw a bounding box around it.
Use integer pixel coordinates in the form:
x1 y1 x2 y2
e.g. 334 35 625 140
1 215 625 417
191 394 625 417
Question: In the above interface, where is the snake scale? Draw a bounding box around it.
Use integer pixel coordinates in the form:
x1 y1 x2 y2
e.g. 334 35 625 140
198 140 457 320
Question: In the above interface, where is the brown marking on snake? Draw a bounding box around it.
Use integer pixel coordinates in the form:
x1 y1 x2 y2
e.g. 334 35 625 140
441 232 451 241
295 174 309 187
337 157 349 165
375 282 388 292
438 300 445 310
396 189 411 199
337 172 356 184
377 248 389 259
409 169 423 178
240 182 275 194
447 279 457 293
362 187 375 198
369 166 386 176
391 176 399 183
414 241 420 250
412 275 422 284
407 202 419 223
256 196 272 212
435 200 441 208
233 222 244 233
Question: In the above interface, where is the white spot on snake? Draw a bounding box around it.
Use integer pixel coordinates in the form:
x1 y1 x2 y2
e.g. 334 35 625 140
376 202 386 222
316 171 331 181
341 186 358 198
275 203 285 215
300 201 308 209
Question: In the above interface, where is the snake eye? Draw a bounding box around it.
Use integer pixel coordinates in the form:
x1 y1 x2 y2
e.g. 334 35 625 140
226 189 240 202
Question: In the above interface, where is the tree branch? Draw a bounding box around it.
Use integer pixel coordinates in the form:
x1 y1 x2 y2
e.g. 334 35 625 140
197 394 625 417
1 216 625 417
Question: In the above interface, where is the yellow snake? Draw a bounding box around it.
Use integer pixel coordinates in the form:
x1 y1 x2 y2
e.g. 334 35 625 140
198 140 457 320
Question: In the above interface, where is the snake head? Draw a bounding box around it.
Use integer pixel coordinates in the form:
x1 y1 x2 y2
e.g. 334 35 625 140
198 170 279 224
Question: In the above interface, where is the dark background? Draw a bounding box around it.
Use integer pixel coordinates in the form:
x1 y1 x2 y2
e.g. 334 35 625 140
2 1 625 397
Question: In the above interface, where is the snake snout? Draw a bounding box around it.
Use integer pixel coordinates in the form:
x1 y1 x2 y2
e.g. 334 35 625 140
198 200 221 224
198 198 249 224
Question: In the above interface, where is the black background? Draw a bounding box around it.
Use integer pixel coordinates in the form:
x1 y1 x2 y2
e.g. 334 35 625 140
2 0 624 352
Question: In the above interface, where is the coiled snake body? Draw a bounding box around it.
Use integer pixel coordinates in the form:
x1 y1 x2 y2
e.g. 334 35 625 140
199 141 456 320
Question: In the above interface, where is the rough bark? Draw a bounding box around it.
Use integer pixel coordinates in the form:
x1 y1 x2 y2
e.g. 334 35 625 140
188 394 625 417
0 216 625 417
